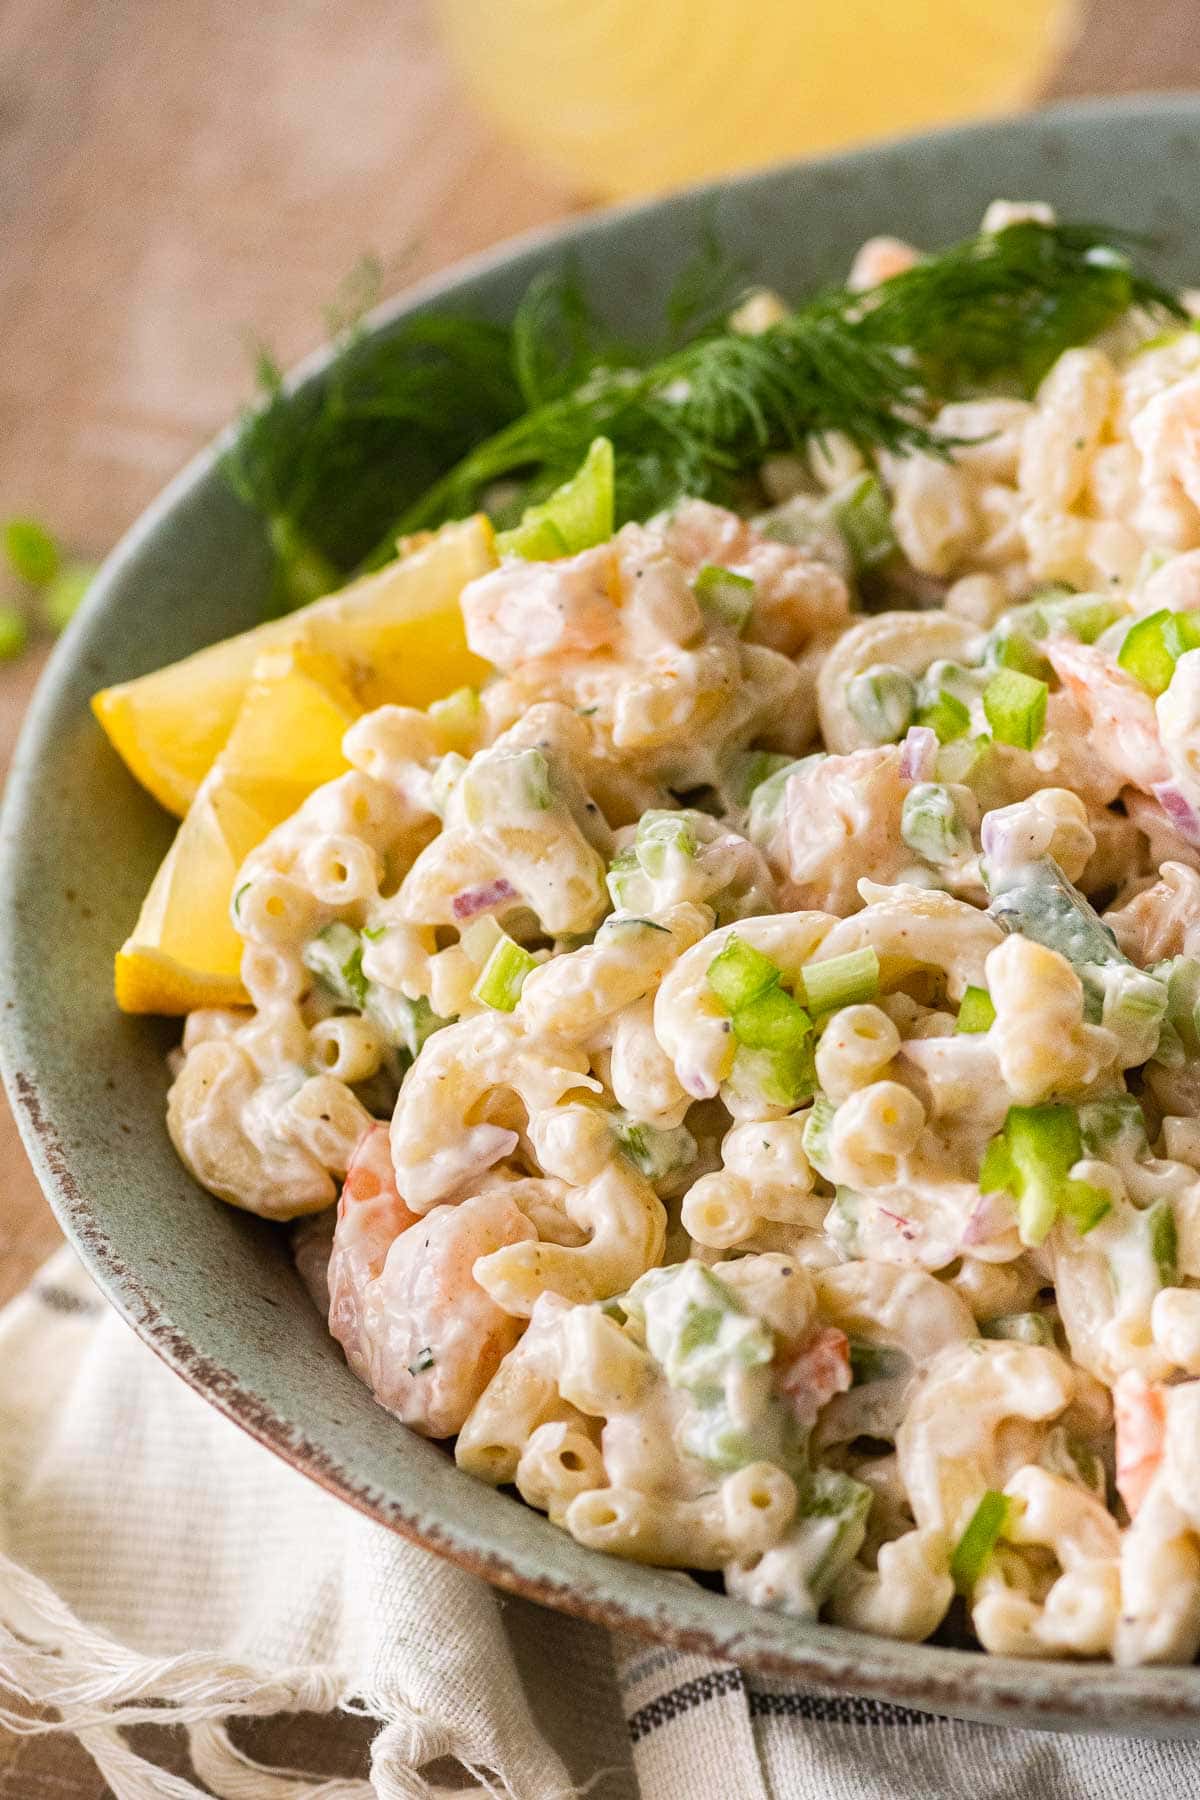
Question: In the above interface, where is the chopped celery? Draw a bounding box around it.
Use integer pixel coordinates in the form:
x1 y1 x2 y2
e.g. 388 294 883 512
1118 609 1177 696
1147 1197 1178 1288
901 782 971 866
956 985 996 1034
0 607 28 661
825 1187 862 1257
694 563 755 633
724 749 794 809
606 845 644 911
460 746 553 822
1162 611 1200 661
471 933 537 1011
635 809 699 878
728 1041 816 1110
304 923 368 1009
628 1263 773 1395
731 985 813 1053
982 668 1048 749
800 947 880 1014
936 732 992 785
427 685 481 752
366 988 446 1058
916 688 971 745
985 855 1132 1005
981 1311 1055 1346
986 622 1052 681
1160 955 1200 1056
792 1467 873 1603
614 1114 698 1183
495 436 614 559
802 1095 837 1180
3 517 59 586
706 935 782 1012
831 472 896 572
848 1340 910 1384
845 665 917 744
980 1103 1111 1247
431 751 468 816
950 1490 1011 1593
999 590 1124 650
745 753 825 842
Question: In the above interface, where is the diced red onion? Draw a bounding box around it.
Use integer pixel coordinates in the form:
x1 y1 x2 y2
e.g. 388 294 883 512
451 877 518 921
1152 782 1200 847
877 1206 917 1243
680 1066 720 1100
899 725 938 782
961 1189 1011 1248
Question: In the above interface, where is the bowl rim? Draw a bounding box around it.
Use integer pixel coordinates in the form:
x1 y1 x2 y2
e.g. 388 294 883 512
10 91 1200 1729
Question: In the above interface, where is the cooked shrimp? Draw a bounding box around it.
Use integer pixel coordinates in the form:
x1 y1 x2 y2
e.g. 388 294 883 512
1046 639 1169 794
1114 1370 1167 1520
460 544 620 668
329 1186 535 1438
327 1124 421 1375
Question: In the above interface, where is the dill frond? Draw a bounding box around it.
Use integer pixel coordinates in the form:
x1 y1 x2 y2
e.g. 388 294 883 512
224 220 1183 599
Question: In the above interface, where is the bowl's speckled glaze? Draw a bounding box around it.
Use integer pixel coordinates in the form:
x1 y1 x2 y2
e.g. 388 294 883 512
8 94 1200 1735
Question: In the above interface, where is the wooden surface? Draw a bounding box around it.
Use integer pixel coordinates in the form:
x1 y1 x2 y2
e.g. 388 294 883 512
1 0 1199 1790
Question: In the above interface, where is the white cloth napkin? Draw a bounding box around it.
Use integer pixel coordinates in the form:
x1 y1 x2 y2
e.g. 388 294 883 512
4 1250 1200 1800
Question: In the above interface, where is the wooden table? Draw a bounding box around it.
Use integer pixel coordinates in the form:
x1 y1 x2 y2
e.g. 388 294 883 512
0 0 1198 1789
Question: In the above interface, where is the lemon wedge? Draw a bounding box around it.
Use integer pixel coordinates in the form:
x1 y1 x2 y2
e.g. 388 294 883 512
94 515 495 817
114 644 361 1014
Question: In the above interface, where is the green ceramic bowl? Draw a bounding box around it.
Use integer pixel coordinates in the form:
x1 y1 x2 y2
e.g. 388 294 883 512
8 94 1200 1735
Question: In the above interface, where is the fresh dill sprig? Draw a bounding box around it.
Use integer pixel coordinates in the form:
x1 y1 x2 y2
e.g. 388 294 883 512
223 221 1183 599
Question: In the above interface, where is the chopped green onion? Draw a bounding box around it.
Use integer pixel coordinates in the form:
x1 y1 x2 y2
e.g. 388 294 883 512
606 845 643 911
0 606 28 662
900 782 971 867
694 563 754 634
42 562 96 632
304 922 368 1009
1118 609 1177 696
950 1490 1011 1593
802 1095 837 1180
982 668 1048 749
831 472 896 572
980 1103 1110 1247
845 665 917 744
706 934 782 1013
472 933 538 1011
636 810 699 878
1160 956 1200 1057
793 1467 874 1603
614 1114 697 1182
3 518 59 587
495 436 614 559
427 684 481 752
916 687 971 745
800 947 881 1014
981 1311 1055 1346
956 986 996 1034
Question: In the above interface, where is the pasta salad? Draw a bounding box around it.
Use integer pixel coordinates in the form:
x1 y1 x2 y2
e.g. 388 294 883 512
102 202 1200 1665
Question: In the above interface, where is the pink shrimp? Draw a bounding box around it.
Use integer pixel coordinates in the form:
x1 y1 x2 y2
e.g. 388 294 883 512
765 746 909 914
1113 1369 1167 1520
655 499 850 656
460 545 620 670
1046 639 1170 795
777 1326 852 1430
328 1126 535 1437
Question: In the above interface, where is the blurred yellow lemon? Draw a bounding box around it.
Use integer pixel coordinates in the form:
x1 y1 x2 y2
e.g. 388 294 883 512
94 516 495 817
434 0 1077 199
114 644 361 1014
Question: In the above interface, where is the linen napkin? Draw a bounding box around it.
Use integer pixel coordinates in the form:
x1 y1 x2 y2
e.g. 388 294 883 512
3 1250 1200 1800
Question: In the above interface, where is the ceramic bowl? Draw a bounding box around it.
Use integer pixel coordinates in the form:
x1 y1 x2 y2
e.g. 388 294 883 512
7 93 1200 1734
